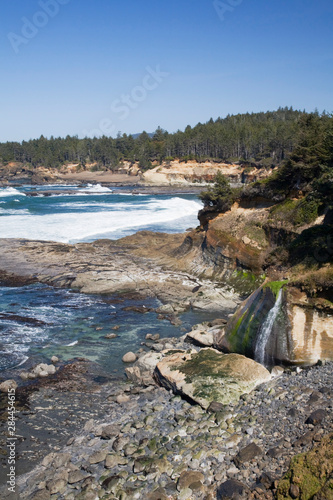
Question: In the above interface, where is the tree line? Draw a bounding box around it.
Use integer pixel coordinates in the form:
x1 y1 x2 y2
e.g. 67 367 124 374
0 107 331 171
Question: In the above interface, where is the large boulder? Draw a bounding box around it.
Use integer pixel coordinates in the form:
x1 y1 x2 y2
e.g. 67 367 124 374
217 283 333 366
216 284 277 358
154 348 271 409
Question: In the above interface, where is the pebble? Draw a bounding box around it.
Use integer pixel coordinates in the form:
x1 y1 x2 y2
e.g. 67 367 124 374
1 344 332 500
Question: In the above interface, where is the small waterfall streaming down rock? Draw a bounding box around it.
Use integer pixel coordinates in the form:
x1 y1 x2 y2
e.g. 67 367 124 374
255 288 283 366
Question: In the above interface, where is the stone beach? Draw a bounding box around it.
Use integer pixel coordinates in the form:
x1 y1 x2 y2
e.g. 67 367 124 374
1 330 332 500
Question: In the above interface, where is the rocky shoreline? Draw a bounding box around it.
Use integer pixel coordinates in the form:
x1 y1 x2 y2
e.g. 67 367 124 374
0 329 331 500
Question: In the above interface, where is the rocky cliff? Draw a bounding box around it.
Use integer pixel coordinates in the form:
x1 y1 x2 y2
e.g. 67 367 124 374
141 160 273 186
216 283 333 366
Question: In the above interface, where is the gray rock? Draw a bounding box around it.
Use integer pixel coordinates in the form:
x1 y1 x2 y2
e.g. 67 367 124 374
305 409 326 425
68 471 87 484
46 478 67 494
88 449 108 464
217 479 250 499
122 352 137 363
233 443 263 466
177 470 204 491
0 379 18 392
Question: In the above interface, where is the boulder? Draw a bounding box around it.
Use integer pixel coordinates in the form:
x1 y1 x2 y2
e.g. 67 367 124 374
217 283 333 366
185 325 217 347
217 479 250 499
154 348 271 409
122 352 137 363
105 333 118 339
32 363 56 377
145 333 160 341
305 409 326 425
271 366 284 378
125 351 163 385
233 442 263 466
177 471 205 491
0 379 17 392
116 394 130 404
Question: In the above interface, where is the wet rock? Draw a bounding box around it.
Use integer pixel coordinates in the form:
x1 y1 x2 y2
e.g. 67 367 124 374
122 305 150 314
210 318 228 326
51 356 59 363
145 333 160 341
32 363 56 377
105 333 118 339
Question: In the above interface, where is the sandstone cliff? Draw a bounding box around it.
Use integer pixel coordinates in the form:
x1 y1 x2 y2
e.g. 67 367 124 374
141 160 273 186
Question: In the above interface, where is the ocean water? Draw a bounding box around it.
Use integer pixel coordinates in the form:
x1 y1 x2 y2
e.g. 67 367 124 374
0 184 211 376
0 184 201 242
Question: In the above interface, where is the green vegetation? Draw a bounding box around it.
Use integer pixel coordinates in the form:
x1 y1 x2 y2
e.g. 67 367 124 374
198 172 233 211
269 198 320 227
0 107 318 171
264 280 288 298
178 349 234 380
276 434 333 500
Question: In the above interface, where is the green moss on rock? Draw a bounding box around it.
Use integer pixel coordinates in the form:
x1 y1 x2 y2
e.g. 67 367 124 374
276 433 333 500
264 280 288 298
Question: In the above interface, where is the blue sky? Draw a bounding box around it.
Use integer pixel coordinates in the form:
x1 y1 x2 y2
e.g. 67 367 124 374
1 0 332 142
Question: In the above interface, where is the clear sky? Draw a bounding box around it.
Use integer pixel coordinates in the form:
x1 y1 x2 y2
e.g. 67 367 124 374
1 0 332 142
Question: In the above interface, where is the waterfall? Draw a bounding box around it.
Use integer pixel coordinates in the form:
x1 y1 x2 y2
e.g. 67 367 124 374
255 288 283 366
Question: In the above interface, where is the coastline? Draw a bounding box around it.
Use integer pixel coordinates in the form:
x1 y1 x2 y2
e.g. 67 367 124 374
0 182 332 499
1 330 332 499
